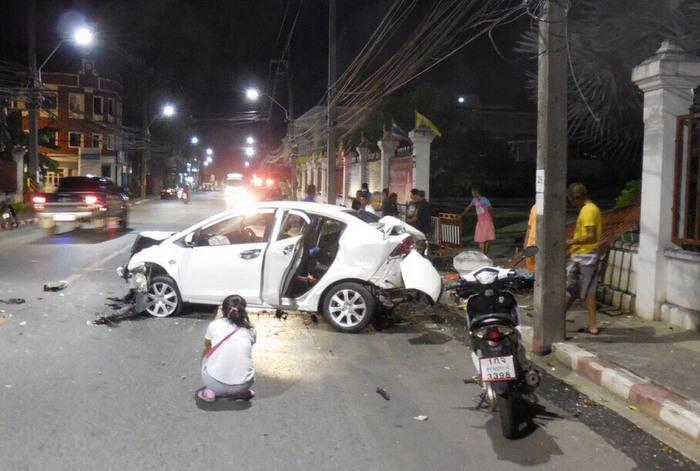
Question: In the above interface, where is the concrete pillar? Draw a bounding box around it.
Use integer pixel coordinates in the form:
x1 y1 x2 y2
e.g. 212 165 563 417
321 161 328 203
377 137 398 191
356 137 370 190
12 147 25 203
632 41 700 320
408 127 435 200
342 152 352 206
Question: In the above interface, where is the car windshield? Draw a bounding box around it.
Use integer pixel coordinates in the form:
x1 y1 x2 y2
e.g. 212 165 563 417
342 209 380 223
57 177 110 192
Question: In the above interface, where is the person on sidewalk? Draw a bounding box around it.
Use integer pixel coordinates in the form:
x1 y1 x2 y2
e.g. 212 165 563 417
198 295 256 402
351 190 363 210
565 182 603 335
302 184 316 202
382 191 399 217
462 187 496 255
523 203 537 273
365 191 383 216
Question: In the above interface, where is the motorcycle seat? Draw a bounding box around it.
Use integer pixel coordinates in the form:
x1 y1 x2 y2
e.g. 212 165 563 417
469 312 517 330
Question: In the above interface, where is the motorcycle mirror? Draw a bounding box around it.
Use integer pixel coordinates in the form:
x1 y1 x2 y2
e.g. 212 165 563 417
522 246 539 258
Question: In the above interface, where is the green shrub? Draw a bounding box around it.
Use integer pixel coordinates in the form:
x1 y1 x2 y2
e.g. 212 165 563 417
13 202 32 213
615 179 641 208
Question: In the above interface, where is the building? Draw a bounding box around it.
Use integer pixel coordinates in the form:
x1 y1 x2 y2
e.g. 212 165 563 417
17 59 129 192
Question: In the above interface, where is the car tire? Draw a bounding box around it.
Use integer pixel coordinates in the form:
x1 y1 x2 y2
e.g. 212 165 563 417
119 210 128 229
146 275 182 318
322 282 375 333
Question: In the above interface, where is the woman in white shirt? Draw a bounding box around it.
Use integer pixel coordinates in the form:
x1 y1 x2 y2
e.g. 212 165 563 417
198 295 256 402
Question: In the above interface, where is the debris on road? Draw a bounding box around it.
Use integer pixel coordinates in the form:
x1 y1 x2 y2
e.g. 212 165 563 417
376 387 391 401
43 281 68 292
430 313 446 324
275 309 288 320
413 415 429 421
627 405 638 411
0 298 25 304
19 321 26 326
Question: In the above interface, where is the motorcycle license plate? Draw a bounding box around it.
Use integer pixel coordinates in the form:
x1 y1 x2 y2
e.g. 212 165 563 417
480 355 516 382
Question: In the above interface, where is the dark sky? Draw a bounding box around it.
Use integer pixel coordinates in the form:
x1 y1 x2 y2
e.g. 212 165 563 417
2 0 533 173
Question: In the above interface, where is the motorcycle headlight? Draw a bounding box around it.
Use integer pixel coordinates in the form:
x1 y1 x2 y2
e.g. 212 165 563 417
474 269 499 285
1 213 9 219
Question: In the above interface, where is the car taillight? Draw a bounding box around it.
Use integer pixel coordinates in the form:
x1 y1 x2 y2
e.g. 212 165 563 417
32 196 46 205
85 195 99 205
390 237 414 257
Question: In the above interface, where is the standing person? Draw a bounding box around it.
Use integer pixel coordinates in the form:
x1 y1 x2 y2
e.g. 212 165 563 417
361 182 370 199
365 191 383 216
302 184 316 202
198 295 256 402
565 183 603 335
351 190 363 210
523 203 537 273
462 187 496 255
406 190 432 252
382 192 399 217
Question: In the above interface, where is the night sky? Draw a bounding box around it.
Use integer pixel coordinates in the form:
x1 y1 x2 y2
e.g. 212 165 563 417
2 0 532 174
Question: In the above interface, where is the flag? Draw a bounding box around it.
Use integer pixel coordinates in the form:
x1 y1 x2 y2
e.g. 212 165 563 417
415 111 442 137
390 120 409 142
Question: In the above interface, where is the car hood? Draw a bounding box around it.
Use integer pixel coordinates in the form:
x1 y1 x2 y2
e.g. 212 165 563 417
138 231 175 241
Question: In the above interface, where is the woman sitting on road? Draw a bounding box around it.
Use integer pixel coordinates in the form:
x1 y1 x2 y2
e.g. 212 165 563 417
198 295 256 402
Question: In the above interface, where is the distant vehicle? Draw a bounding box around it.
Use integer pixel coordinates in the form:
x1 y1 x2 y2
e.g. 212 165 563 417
249 175 282 201
33 176 129 234
118 201 440 333
160 185 179 199
1 196 18 230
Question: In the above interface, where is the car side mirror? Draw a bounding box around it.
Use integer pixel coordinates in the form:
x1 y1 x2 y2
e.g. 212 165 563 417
185 230 199 247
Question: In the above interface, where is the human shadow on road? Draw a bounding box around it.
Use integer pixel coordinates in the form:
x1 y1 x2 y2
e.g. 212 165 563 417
194 388 253 412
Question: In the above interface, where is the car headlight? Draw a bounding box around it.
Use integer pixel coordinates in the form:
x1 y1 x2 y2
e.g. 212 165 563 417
133 273 148 292
474 269 499 285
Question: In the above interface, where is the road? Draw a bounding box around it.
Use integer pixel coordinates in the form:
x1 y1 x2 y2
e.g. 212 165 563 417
0 192 695 470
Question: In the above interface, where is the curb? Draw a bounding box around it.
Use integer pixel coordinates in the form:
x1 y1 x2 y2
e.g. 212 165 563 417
551 342 700 443
1 217 38 230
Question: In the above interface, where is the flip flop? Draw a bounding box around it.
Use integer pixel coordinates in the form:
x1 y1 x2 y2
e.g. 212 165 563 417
577 327 600 335
232 389 255 401
197 388 216 402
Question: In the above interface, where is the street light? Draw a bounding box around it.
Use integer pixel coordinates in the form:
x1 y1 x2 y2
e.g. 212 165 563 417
204 161 209 167
244 161 250 167
73 27 94 46
245 87 288 121
246 136 255 145
162 104 175 117
206 156 213 163
190 136 199 144
206 148 213 156
245 147 255 157
245 88 260 101
457 96 465 104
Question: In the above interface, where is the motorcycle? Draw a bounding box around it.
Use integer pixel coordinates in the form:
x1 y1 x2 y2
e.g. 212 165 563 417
181 189 189 204
1 198 18 230
453 246 541 439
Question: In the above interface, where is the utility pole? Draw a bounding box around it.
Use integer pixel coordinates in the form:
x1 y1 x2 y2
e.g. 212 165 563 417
141 75 149 198
286 57 297 200
533 0 568 354
27 0 40 192
326 0 337 204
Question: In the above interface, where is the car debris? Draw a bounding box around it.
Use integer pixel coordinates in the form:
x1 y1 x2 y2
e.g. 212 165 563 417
376 387 391 401
413 415 429 421
43 281 68 292
0 298 25 304
275 309 289 320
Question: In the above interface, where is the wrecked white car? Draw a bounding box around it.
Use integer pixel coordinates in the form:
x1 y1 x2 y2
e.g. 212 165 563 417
117 201 441 333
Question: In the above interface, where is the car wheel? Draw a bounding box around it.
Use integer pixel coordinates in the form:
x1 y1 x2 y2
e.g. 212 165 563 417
119 210 128 229
322 282 375 333
146 275 182 317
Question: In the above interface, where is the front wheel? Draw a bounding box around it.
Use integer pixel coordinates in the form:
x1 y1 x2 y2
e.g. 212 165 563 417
145 275 182 317
322 282 375 333
496 391 518 439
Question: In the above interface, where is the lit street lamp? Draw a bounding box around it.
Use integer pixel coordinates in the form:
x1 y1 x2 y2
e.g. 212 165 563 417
245 161 250 167
204 161 209 167
206 148 213 156
162 104 175 117
245 87 288 121
245 147 255 157
190 136 199 144
246 136 255 145
457 96 465 104
73 27 94 46
245 88 260 101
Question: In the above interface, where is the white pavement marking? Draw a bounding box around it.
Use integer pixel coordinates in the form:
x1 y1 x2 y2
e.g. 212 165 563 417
64 243 132 285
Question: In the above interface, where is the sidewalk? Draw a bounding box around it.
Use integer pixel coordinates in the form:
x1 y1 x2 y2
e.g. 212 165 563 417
518 301 700 443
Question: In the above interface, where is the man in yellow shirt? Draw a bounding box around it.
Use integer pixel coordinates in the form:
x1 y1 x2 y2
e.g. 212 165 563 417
565 183 603 335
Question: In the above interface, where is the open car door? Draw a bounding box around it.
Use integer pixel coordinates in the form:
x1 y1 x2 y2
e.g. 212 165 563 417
261 210 310 305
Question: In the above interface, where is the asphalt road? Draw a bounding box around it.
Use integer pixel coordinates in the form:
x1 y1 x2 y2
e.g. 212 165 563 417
0 192 696 471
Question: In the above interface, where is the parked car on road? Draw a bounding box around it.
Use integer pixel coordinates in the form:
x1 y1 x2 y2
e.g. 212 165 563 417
33 176 128 234
117 201 441 333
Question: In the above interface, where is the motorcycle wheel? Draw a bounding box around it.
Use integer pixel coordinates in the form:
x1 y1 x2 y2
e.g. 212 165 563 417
496 391 518 439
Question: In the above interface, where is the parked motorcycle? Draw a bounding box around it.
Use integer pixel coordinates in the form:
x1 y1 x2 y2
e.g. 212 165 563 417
453 246 541 439
1 197 18 230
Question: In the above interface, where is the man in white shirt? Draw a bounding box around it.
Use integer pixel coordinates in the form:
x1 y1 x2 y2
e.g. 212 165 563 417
365 191 383 217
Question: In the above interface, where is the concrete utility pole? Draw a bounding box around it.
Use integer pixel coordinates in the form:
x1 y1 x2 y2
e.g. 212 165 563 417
141 75 149 198
533 0 568 354
27 0 40 191
287 58 297 200
326 0 337 204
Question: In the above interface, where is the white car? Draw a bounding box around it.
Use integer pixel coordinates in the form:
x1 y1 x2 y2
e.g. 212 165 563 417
118 201 441 333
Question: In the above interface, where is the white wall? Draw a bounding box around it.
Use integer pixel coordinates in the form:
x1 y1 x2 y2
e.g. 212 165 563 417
665 250 700 312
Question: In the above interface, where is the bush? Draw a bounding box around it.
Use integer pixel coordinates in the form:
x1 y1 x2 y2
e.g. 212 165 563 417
615 179 641 208
13 202 32 213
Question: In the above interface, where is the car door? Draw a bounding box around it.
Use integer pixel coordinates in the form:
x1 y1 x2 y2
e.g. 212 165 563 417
261 210 310 305
178 209 275 304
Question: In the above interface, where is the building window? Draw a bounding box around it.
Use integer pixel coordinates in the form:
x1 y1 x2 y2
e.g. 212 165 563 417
43 93 57 111
674 114 700 249
91 134 101 148
93 96 103 115
101 165 112 178
69 93 84 117
43 129 58 147
69 132 82 148
108 98 115 116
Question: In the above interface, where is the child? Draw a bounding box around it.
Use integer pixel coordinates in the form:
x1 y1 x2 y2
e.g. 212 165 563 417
462 187 496 255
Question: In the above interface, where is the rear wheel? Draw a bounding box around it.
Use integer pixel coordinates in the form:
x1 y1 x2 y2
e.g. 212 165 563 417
146 275 182 317
496 391 518 439
322 282 375 333
119 210 128 229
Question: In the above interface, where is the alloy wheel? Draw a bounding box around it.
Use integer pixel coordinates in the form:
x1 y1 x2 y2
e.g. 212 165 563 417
328 289 367 328
146 281 179 317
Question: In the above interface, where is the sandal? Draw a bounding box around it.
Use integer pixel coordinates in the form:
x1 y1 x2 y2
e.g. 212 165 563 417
577 327 600 336
232 389 255 401
197 388 216 402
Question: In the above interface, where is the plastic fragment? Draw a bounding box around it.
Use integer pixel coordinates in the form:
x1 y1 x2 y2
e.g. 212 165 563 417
43 281 68 292
376 387 390 401
413 415 429 421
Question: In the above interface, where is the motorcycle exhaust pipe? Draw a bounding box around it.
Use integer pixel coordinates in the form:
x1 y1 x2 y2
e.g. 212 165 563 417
525 369 541 388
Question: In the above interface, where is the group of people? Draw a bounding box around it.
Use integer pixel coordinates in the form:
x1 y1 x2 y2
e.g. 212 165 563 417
350 183 400 218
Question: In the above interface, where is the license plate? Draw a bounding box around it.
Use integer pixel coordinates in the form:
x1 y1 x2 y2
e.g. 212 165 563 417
480 355 516 382
54 214 76 222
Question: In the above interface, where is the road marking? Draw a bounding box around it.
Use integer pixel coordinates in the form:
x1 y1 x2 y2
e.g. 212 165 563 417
65 243 132 285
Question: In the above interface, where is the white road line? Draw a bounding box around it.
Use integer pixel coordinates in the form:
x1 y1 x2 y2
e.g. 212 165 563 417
65 243 132 285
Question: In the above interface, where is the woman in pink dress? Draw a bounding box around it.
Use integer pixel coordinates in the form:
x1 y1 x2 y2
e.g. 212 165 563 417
462 187 496 255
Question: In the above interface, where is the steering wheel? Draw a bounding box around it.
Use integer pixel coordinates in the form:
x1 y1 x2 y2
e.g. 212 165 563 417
243 227 257 242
